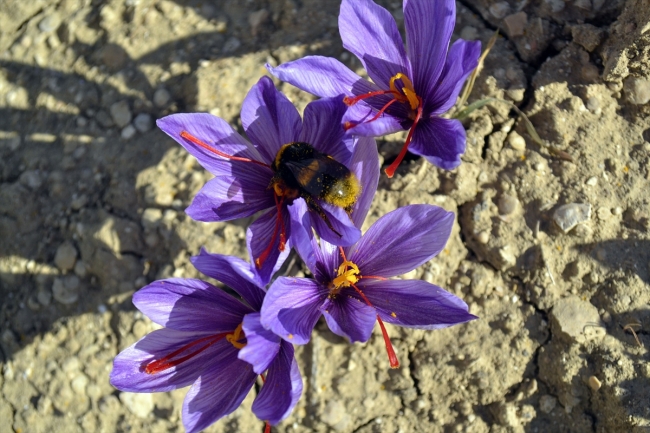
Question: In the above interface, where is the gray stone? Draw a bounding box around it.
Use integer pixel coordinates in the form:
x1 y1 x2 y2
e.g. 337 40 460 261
498 194 519 215
37 287 52 306
133 113 153 133
539 395 557 413
52 276 79 304
503 12 527 37
489 2 511 19
19 170 43 189
553 203 591 233
121 124 137 140
624 77 650 105
110 100 132 128
153 88 171 107
54 241 77 271
550 296 605 344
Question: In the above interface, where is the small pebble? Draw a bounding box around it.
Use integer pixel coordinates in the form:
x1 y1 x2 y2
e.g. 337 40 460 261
553 203 592 233
460 26 478 40
72 373 89 395
133 113 153 133
624 77 650 105
498 194 519 215
507 131 526 150
110 100 132 128
52 276 79 304
153 88 171 107
539 395 557 413
489 2 510 19
19 170 43 189
588 376 602 391
503 12 527 37
476 230 490 244
612 206 623 215
585 176 598 186
39 14 62 33
74 260 87 278
37 287 52 306
121 124 137 140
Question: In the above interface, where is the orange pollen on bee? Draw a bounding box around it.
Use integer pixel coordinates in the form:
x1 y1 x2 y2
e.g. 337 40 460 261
332 247 400 368
339 73 423 178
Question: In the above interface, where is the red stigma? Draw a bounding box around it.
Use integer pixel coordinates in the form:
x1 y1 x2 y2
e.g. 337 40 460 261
264 422 271 433
144 333 227 374
384 96 424 178
337 248 400 369
179 131 270 168
255 192 287 269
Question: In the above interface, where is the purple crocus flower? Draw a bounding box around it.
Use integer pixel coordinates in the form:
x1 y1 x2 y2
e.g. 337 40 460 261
157 76 379 284
260 201 477 368
110 250 302 432
267 0 481 177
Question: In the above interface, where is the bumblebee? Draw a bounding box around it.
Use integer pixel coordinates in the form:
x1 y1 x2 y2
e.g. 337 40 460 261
271 142 361 236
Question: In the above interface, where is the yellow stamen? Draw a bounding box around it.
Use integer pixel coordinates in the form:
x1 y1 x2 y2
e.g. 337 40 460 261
226 323 246 349
389 73 420 110
331 260 360 290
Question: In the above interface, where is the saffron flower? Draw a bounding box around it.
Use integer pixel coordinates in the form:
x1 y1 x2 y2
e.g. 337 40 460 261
110 250 302 433
267 0 481 177
157 76 379 284
260 201 477 368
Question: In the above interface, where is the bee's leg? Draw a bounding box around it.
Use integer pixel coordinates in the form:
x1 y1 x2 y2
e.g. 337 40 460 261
303 195 342 237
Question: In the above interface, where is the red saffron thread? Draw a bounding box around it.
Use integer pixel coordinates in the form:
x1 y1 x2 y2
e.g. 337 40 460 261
179 131 270 168
255 193 286 269
337 247 399 368
384 96 424 178
144 333 227 374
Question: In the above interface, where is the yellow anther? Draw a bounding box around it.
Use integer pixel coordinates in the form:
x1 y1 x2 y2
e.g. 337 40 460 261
389 73 420 110
226 323 246 349
332 260 360 289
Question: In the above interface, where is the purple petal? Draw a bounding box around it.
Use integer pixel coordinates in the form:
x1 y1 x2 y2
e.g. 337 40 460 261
190 250 266 311
240 76 302 164
342 103 406 137
252 341 303 425
349 204 454 277
185 175 274 222
322 293 377 343
340 0 410 89
408 116 466 170
347 136 379 228
182 346 257 433
157 113 265 177
361 279 477 329
287 200 342 284
239 312 281 374
110 328 228 393
428 39 482 115
299 97 350 164
247 208 292 286
311 202 361 247
267 56 376 98
133 278 250 332
404 0 456 98
261 276 328 344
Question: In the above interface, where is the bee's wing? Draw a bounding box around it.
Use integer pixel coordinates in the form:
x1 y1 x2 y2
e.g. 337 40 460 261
283 158 324 196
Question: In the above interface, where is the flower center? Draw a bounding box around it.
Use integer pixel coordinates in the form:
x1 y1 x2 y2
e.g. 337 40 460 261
330 247 400 368
143 323 246 375
342 72 424 179
331 259 360 293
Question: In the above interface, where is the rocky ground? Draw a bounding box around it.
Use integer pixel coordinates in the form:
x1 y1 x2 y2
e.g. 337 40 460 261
1 0 649 432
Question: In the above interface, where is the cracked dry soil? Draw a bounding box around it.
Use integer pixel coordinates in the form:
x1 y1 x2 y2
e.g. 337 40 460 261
1 0 649 432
